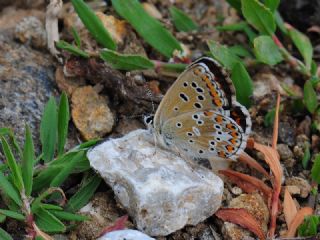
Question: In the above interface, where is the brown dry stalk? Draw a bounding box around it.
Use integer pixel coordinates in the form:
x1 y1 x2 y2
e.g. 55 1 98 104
215 208 266 240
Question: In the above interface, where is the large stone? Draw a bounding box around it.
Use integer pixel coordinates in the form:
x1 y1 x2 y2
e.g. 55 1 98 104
87 129 223 236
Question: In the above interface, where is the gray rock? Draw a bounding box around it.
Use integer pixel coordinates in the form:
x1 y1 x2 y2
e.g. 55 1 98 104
0 28 55 147
87 129 223 236
99 230 155 240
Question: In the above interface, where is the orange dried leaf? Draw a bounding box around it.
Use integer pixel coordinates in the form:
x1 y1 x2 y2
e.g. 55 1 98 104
215 208 266 240
239 152 270 178
219 169 272 201
283 187 298 227
285 207 313 237
272 92 281 149
254 143 282 237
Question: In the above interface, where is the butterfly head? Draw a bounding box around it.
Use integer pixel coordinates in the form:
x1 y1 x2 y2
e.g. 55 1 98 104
144 115 154 130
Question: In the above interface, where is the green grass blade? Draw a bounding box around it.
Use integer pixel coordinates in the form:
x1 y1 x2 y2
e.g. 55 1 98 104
71 26 81 48
71 0 116 50
264 0 280 12
57 92 70 156
0 137 24 191
0 209 24 221
0 171 22 206
50 210 88 221
34 207 66 233
22 125 35 196
50 151 85 187
0 228 13 240
169 6 198 32
100 49 155 71
66 174 101 212
40 97 57 162
56 40 89 58
112 0 182 58
33 166 62 193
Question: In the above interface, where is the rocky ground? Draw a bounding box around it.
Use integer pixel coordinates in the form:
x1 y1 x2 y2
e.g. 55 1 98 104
0 0 319 239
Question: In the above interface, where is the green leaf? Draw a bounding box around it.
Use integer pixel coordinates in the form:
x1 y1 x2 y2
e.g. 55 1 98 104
22 125 35 196
71 0 116 50
0 228 13 240
71 26 81 48
112 0 182 58
56 40 89 58
0 209 24 221
76 139 100 150
57 93 70 156
288 28 313 71
40 96 57 162
311 154 320 184
302 143 311 169
264 0 280 12
229 45 252 57
100 49 155 71
0 129 22 158
50 151 85 187
303 80 318 114
217 22 257 43
0 171 22 206
226 0 242 11
241 0 276 35
34 207 66 233
0 137 24 191
41 204 63 211
33 166 62 192
253 36 283 65
231 62 253 107
50 210 88 221
169 6 198 32
274 11 288 35
66 174 101 212
207 40 240 70
298 215 320 237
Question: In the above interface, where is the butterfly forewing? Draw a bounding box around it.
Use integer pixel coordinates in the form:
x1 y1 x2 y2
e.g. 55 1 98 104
154 58 234 130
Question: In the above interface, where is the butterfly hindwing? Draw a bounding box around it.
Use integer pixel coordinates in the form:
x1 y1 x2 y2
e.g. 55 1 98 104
160 110 246 160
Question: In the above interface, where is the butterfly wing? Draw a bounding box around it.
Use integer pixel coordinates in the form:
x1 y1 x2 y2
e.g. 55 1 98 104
158 109 250 160
153 57 235 130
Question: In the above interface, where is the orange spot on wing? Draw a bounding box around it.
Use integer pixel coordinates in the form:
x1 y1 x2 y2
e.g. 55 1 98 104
204 111 214 117
226 123 236 130
215 116 223 123
226 145 235 153
230 138 237 145
219 151 226 158
214 98 223 107
231 131 239 138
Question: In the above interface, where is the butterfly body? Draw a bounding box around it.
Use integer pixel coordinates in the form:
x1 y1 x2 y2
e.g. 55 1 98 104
148 57 251 161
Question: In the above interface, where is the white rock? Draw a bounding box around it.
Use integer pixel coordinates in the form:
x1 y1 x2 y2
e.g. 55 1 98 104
87 129 223 236
98 229 155 240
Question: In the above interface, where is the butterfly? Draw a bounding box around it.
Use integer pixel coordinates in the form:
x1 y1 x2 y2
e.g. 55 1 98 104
145 57 251 161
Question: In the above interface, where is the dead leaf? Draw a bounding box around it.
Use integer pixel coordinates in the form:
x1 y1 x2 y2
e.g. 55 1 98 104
215 208 266 240
239 152 270 178
219 169 272 203
285 207 313 237
99 215 128 237
283 187 298 228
